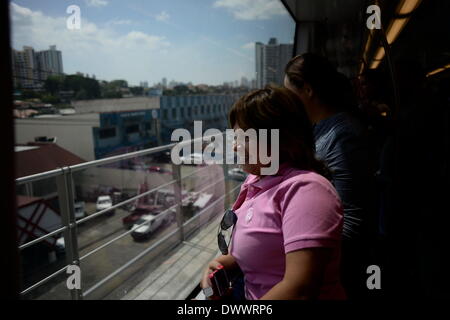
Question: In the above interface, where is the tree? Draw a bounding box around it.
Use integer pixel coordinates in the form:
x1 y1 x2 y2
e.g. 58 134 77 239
109 80 128 88
130 86 144 96
172 85 190 95
20 90 42 100
75 89 88 100
64 75 84 92
41 94 60 104
64 75 101 100
83 77 101 99
101 79 128 99
44 75 64 95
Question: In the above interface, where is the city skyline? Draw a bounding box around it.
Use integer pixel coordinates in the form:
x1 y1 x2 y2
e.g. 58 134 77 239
10 0 295 86
12 43 259 90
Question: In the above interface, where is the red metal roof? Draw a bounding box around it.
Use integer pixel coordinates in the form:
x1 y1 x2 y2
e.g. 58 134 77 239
16 195 41 208
15 142 86 178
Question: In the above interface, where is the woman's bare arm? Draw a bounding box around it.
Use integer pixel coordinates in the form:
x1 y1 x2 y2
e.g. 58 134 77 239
260 248 332 300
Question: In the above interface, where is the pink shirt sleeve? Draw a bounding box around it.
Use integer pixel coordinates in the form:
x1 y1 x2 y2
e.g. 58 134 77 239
279 179 343 254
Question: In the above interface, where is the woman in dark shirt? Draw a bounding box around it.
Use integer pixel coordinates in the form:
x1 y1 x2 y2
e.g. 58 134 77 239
284 53 375 299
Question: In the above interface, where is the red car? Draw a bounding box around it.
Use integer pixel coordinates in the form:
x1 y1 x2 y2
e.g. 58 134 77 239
148 166 172 174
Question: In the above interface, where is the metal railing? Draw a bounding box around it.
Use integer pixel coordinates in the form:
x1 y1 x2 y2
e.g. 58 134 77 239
16 133 242 299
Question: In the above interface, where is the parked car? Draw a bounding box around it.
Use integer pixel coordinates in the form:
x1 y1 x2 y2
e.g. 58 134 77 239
148 166 172 174
228 168 247 181
74 201 86 220
55 237 65 257
96 195 114 216
132 164 147 171
130 213 168 241
192 192 213 209
148 166 162 173
122 205 162 229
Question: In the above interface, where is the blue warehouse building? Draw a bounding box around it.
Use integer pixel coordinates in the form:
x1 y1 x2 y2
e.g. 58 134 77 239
159 94 240 144
93 109 160 159
70 96 162 160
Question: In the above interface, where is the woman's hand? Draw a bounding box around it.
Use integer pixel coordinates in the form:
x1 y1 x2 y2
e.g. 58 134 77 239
200 255 238 300
200 260 223 289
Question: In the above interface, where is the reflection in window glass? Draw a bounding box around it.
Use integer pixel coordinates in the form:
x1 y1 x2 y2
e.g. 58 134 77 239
10 0 295 300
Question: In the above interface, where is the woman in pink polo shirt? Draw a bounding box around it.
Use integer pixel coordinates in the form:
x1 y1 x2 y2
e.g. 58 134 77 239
201 86 346 300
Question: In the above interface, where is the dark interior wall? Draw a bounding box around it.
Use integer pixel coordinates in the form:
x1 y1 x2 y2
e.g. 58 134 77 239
389 0 450 72
0 1 20 299
288 0 368 77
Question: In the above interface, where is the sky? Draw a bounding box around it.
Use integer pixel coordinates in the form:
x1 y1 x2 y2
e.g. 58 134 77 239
10 0 296 86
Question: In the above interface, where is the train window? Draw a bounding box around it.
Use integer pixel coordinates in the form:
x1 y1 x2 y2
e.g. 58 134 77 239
12 0 448 302
11 0 296 300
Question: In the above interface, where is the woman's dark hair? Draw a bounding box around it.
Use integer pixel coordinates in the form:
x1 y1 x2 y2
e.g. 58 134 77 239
229 85 329 177
285 53 359 115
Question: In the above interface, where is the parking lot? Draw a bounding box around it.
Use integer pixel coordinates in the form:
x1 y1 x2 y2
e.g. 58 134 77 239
27 162 242 299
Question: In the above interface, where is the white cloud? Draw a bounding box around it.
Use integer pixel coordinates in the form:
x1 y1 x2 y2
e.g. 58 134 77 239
155 11 170 22
10 2 256 85
85 0 109 8
213 0 287 20
241 42 254 50
124 31 170 50
110 19 133 25
10 2 170 84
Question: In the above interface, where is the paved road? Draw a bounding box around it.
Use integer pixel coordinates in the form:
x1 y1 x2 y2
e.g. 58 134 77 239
26 163 242 300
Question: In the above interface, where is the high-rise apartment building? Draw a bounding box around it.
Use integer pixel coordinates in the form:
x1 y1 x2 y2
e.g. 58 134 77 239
12 45 64 89
12 46 39 89
255 38 294 88
36 45 64 79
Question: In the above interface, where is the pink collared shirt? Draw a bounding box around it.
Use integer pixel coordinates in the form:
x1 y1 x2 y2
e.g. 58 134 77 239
230 163 346 300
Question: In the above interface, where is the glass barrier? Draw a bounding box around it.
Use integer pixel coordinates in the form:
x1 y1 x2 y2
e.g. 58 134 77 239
12 0 295 299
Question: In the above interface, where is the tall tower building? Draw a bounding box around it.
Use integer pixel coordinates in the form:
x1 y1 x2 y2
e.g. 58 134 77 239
12 46 39 89
36 45 64 79
240 76 249 88
12 45 64 89
255 38 294 88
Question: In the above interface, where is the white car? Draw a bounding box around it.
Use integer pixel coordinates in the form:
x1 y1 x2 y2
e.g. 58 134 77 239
55 237 65 256
228 168 247 181
179 153 204 165
193 193 213 209
96 195 114 216
132 164 147 170
130 214 166 241
74 201 86 220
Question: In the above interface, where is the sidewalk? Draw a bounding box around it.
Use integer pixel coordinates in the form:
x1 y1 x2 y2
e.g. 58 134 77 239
122 214 222 300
